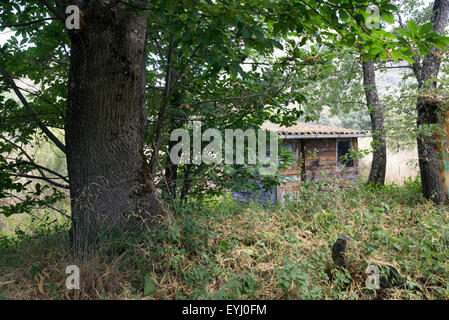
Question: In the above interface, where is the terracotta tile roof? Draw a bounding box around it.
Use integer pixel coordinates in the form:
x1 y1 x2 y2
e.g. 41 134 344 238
261 122 368 137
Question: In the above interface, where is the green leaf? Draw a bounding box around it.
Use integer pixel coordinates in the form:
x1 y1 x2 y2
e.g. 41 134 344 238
368 46 384 56
390 50 415 63
319 5 333 20
400 54 415 64
144 273 156 296
381 3 398 12
418 22 433 37
398 29 413 39
381 11 395 24
408 20 418 36
430 36 449 50
339 9 349 23
417 42 429 56
390 50 401 61
379 50 388 61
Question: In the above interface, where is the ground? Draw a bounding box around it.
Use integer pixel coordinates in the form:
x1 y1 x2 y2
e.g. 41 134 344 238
1 179 449 300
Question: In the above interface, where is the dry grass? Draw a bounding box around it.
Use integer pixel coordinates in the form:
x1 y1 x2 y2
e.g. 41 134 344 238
358 137 419 184
1 180 449 300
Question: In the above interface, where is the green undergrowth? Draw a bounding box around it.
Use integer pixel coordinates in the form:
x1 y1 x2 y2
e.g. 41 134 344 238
1 178 449 300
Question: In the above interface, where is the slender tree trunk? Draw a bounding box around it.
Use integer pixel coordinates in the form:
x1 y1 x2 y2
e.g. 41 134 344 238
180 164 193 202
414 0 449 204
164 153 178 197
362 60 386 185
162 89 186 198
149 39 176 175
66 2 167 248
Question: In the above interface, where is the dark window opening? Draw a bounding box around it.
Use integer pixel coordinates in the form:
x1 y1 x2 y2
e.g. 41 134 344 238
337 140 354 167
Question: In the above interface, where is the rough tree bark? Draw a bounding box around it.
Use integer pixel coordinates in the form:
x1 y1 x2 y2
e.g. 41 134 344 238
362 59 386 186
65 1 167 248
414 0 449 204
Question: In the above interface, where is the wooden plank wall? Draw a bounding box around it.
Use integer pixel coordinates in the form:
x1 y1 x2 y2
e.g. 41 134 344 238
279 137 359 197
303 138 358 182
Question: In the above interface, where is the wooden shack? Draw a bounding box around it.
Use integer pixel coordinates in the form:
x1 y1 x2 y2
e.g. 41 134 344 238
231 122 368 204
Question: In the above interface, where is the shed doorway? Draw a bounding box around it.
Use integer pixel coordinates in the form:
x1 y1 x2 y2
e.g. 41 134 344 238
278 140 306 201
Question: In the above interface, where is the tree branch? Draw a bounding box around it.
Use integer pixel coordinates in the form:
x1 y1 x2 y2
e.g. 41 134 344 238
10 173 69 189
376 65 412 70
0 63 66 153
5 192 71 219
39 0 66 22
1 137 69 186
16 160 68 183
0 18 57 30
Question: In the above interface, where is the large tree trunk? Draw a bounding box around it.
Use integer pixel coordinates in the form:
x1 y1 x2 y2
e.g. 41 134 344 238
66 2 167 248
417 101 447 203
362 60 386 186
414 0 449 205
